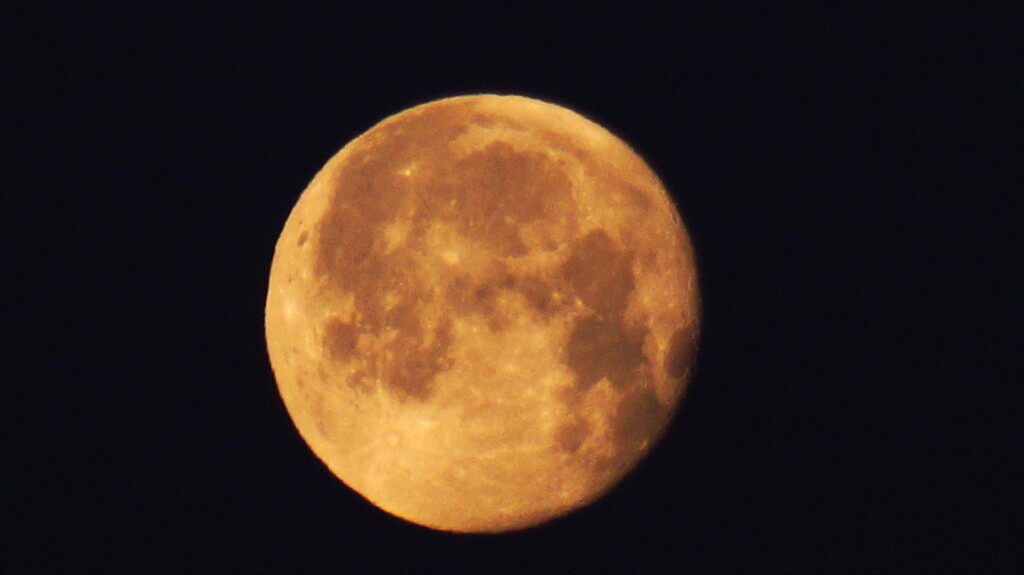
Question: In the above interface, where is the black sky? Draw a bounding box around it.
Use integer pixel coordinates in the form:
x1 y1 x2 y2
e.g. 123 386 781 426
8 3 1016 572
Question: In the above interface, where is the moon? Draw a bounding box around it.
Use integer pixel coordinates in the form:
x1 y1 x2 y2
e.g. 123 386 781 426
265 94 700 533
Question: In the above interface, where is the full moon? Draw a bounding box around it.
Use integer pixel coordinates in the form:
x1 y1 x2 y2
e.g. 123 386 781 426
265 94 700 533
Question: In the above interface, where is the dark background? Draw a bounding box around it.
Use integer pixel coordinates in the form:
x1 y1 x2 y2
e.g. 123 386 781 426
8 3 1015 572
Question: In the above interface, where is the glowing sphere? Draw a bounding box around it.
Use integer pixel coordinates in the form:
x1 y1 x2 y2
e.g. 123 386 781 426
265 94 700 532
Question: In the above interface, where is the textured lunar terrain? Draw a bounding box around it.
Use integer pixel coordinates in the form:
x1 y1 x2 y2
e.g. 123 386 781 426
265 95 700 532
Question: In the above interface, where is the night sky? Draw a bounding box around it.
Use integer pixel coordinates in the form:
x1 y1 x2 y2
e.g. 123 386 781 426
9 4 1014 571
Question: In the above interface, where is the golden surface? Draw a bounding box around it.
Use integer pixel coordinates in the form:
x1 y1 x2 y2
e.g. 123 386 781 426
265 94 700 532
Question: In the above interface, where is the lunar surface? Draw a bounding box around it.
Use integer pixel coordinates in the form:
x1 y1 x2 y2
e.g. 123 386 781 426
265 94 700 533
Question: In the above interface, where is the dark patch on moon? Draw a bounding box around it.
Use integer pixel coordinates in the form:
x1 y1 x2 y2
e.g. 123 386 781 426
321 308 455 401
555 418 590 453
565 315 646 390
323 319 359 361
536 129 601 177
310 99 666 405
316 232 457 400
619 184 653 213
611 381 665 451
562 229 635 319
386 317 455 400
421 140 578 258
314 172 394 273
382 303 456 399
314 101 482 284
467 112 526 131
512 274 559 314
665 328 695 382
342 100 479 174
562 228 647 391
446 265 512 331
446 265 568 331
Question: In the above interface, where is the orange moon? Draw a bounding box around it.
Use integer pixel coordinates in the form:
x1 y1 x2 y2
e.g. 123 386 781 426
265 94 700 533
